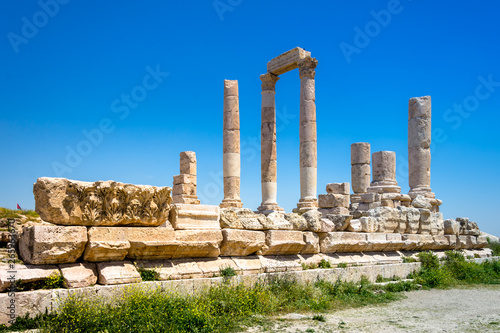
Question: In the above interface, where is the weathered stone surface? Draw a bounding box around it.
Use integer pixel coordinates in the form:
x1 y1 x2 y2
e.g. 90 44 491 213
97 261 141 285
0 263 59 292
173 230 223 258
359 216 378 233
267 47 311 75
411 195 432 209
326 182 350 195
457 217 481 236
319 232 367 253
445 235 457 249
351 164 371 194
196 258 240 278
367 207 406 233
220 229 265 256
429 212 444 235
19 226 87 264
318 194 349 208
33 177 172 226
302 209 335 232
179 151 197 175
301 232 320 254
347 219 362 232
403 207 420 234
0 290 51 325
83 227 130 262
231 256 262 275
59 263 98 288
351 142 371 165
431 236 449 250
319 207 350 216
258 230 305 255
365 233 388 251
125 228 177 259
385 234 405 251
169 204 220 230
259 255 303 273
284 213 308 230
418 209 431 234
173 174 196 185
262 212 293 230
220 208 263 229
325 215 352 231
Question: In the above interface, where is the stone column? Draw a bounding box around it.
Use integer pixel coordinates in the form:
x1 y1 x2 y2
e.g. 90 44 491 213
296 56 318 212
367 151 401 194
351 142 371 194
258 73 283 212
408 96 434 198
172 151 200 204
220 80 243 208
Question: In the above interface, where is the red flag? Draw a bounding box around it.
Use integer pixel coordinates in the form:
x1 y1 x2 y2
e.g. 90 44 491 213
17 203 21 210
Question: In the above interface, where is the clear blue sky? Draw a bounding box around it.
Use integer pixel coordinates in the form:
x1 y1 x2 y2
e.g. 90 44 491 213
1 1 499 236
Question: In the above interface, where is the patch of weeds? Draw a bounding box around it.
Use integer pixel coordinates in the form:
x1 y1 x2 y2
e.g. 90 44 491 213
487 238 500 256
219 265 237 278
312 314 325 322
305 329 315 333
417 251 440 270
337 262 347 269
402 256 417 263
43 272 64 289
338 320 346 329
318 259 331 269
301 262 309 270
138 268 159 281
0 208 20 219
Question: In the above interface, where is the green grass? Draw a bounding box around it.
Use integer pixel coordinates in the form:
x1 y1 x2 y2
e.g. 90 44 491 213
487 238 500 257
219 265 237 278
0 207 39 221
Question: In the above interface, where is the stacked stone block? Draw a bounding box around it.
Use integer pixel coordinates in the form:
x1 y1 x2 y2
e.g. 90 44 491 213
318 182 350 215
350 142 371 198
172 151 200 205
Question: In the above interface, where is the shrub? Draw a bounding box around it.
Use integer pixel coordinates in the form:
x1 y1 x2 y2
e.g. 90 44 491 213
219 265 237 278
312 314 326 322
318 259 331 269
43 272 65 289
138 268 159 281
487 238 500 257
417 251 440 270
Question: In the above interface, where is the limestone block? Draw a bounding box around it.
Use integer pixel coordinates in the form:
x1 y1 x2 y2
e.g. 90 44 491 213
196 258 240 278
360 193 381 203
325 215 352 231
326 182 350 195
319 232 368 253
368 207 404 233
125 228 177 259
351 164 371 194
302 209 335 232
365 233 388 251
19 226 87 264
301 232 320 254
418 209 431 234
179 151 197 175
0 290 51 325
347 219 362 232
445 235 457 249
262 212 293 230
457 235 469 249
259 255 303 273
385 234 404 251
83 227 130 262
59 263 98 288
172 183 196 196
169 204 220 230
267 47 311 75
97 261 141 285
381 200 394 208
172 195 200 205
173 230 223 258
134 260 180 280
318 194 349 208
359 216 378 233
231 256 263 275
419 235 435 251
431 236 449 250
33 177 172 226
475 235 488 249
220 229 265 256
258 230 306 255
220 208 267 230
400 206 420 234
429 212 444 235
401 234 420 251
351 142 371 165
0 264 59 292
170 259 204 279
284 213 308 231
412 195 432 209
319 207 349 216
173 174 196 185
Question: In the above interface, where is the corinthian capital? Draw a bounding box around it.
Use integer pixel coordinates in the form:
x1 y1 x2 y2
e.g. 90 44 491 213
260 73 280 91
298 57 318 79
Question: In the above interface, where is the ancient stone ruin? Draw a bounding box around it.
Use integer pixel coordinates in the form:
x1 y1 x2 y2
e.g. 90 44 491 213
0 47 492 324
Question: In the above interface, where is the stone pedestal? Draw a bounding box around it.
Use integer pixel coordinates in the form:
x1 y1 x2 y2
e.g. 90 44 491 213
367 151 401 194
220 80 243 208
173 151 200 204
408 96 434 198
259 73 283 212
296 57 318 212
351 142 371 196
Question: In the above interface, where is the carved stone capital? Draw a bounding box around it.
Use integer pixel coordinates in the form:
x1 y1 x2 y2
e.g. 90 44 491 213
298 57 318 79
260 73 280 91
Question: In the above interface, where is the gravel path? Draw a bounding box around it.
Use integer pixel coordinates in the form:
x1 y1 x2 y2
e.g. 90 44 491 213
245 286 500 333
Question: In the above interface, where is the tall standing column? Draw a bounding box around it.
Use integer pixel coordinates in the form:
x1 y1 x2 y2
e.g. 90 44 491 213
351 142 371 194
258 73 283 212
408 96 434 198
296 56 318 211
221 80 243 208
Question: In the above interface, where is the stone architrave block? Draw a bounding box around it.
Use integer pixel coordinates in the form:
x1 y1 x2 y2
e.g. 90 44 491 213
258 230 306 255
33 177 172 227
173 230 223 258
169 204 220 230
301 232 320 254
267 47 311 75
59 263 98 288
19 226 87 265
318 232 368 253
318 194 349 208
220 229 265 256
96 261 142 285
326 183 350 195
83 227 130 262
125 228 177 260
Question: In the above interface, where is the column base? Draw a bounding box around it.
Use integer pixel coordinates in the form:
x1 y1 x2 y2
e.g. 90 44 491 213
219 199 243 208
367 181 401 194
294 198 318 213
257 203 284 214
409 188 435 199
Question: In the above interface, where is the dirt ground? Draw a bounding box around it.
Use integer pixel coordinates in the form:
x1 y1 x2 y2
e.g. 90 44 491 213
245 285 500 333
